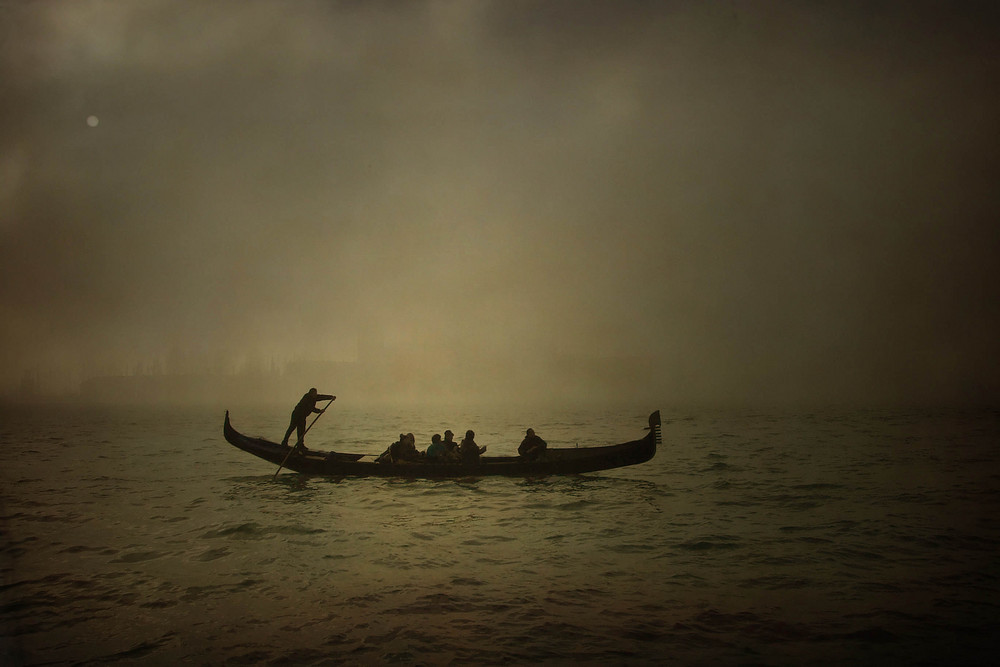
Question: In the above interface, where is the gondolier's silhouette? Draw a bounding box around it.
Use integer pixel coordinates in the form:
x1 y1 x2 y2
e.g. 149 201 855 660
281 388 335 448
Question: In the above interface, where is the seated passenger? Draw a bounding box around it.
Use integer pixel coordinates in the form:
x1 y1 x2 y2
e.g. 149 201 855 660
459 429 487 464
375 433 407 463
426 434 446 461
396 433 423 463
443 430 460 458
518 428 547 461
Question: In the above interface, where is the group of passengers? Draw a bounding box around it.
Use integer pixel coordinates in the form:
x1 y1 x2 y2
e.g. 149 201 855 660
375 427 547 464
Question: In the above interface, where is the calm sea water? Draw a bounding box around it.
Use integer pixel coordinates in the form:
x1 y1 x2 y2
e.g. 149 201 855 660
1 403 998 665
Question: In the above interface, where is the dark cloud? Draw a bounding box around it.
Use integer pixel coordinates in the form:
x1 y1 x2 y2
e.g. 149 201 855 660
1 0 998 405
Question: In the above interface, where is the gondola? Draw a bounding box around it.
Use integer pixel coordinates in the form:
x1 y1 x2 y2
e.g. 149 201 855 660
223 410 661 478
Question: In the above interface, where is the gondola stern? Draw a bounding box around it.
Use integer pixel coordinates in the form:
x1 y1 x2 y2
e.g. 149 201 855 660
644 410 662 448
223 410 237 443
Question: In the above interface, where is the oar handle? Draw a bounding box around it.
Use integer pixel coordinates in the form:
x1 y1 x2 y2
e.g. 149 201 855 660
303 397 335 436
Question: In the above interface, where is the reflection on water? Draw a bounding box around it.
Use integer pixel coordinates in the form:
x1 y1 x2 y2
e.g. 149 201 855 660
1 404 999 664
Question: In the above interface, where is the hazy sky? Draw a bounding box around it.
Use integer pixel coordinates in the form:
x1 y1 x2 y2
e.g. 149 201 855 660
2 1 998 406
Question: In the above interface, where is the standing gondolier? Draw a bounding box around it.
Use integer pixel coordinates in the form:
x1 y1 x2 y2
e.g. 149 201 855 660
281 388 335 449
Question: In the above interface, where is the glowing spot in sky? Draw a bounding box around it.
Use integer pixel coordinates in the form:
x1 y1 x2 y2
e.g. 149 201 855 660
86 115 99 127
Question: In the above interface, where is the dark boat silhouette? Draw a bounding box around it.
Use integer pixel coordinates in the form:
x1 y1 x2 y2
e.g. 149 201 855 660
224 410 661 478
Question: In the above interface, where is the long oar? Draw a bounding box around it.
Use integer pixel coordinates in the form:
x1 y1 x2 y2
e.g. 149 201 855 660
273 398 334 479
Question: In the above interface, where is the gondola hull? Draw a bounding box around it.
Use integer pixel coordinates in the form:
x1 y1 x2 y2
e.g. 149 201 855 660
223 410 661 478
